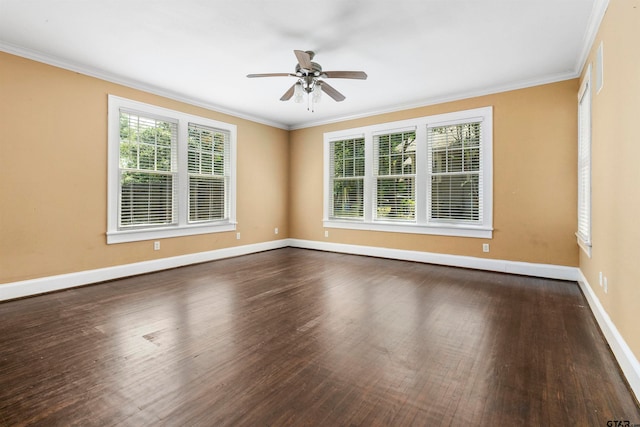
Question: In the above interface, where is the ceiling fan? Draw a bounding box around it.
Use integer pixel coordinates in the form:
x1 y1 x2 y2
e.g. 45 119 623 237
247 50 367 108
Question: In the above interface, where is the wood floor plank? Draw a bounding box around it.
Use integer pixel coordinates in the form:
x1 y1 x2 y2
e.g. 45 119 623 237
0 248 638 426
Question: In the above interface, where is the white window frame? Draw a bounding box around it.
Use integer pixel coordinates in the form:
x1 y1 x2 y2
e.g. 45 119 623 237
577 66 592 257
323 106 493 239
107 95 236 244
596 42 604 94
328 135 367 220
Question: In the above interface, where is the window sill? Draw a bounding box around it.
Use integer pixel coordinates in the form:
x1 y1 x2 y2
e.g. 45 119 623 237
323 219 492 239
576 234 592 258
107 222 237 244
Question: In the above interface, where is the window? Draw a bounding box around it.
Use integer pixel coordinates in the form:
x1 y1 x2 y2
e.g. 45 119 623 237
329 137 365 219
323 107 492 238
108 96 236 243
375 130 416 221
428 121 481 222
577 66 592 256
188 124 230 222
118 111 177 228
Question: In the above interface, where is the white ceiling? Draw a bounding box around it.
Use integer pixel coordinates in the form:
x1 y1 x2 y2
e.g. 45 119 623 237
0 0 603 129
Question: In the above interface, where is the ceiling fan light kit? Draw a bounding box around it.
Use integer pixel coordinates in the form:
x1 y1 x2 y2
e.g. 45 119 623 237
247 50 367 112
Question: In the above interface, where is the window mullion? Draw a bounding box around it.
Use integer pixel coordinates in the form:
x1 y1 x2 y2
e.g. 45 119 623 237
363 132 374 222
176 120 189 227
415 125 428 225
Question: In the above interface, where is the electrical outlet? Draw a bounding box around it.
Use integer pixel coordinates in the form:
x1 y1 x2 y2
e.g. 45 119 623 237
236 232 241 240
324 230 329 238
482 243 490 253
274 227 279 235
604 277 608 294
153 241 160 251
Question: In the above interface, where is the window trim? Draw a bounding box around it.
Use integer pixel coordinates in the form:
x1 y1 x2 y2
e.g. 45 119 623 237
596 42 604 94
107 95 237 244
323 107 493 239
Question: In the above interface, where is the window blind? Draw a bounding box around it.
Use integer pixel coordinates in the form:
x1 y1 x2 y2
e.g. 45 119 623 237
118 111 177 228
188 124 229 222
427 122 481 222
329 137 365 219
374 130 416 221
577 77 591 246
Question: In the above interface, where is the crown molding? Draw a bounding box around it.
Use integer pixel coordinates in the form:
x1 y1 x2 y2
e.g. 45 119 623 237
0 41 290 130
3 0 609 134
286 0 611 131
574 0 610 76
289 70 578 130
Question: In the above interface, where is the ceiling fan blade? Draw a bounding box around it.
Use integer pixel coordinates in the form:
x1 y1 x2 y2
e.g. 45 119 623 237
247 73 294 78
280 84 296 101
322 71 368 80
320 81 346 102
294 50 312 70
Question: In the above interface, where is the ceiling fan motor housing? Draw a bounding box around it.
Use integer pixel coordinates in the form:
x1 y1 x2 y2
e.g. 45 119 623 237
295 62 323 77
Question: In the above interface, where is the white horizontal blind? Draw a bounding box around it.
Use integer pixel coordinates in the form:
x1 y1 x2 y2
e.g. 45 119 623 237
577 75 591 246
329 137 365 219
188 124 229 222
427 122 481 222
374 130 416 221
118 110 177 228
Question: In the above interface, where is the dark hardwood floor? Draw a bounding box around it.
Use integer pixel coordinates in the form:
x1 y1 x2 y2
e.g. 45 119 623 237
0 248 638 426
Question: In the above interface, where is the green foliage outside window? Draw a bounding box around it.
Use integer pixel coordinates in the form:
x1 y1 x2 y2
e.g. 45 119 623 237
118 112 176 227
119 113 174 176
331 138 365 218
376 131 416 220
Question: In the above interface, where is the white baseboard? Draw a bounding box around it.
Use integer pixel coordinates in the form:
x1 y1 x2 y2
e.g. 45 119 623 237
288 239 580 281
577 271 640 402
0 239 289 302
1 239 580 303
290 239 639 401
0 239 579 303
2 237 636 401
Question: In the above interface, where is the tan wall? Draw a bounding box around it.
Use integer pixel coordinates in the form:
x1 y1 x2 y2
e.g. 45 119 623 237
0 52 289 283
0 51 580 286
290 80 579 266
578 0 640 362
